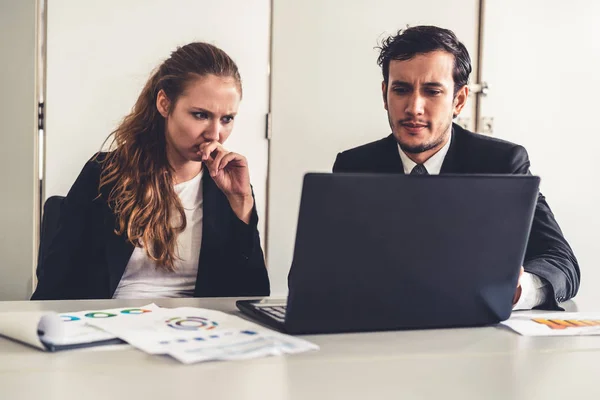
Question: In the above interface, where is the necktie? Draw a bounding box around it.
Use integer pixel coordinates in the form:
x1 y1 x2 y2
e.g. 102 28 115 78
410 164 429 175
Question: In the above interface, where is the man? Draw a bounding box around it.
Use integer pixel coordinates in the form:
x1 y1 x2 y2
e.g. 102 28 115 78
333 25 579 310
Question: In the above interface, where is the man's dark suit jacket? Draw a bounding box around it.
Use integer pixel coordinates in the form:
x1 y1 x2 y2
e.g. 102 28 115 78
332 123 579 310
31 153 270 300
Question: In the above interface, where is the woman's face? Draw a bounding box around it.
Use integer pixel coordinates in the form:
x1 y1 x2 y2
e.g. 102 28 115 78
157 74 241 164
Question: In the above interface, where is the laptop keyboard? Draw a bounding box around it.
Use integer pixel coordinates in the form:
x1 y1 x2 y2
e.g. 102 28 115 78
255 305 287 323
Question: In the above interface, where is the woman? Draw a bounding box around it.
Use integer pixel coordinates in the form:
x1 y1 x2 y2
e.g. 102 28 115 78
32 42 270 300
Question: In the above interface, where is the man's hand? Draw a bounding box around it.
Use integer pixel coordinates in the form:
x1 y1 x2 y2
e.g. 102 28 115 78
513 266 524 305
198 141 254 224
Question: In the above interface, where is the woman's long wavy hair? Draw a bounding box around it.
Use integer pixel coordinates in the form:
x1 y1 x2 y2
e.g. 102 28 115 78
97 42 242 271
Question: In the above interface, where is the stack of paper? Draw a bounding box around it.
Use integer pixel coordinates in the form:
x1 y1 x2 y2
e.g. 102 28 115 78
0 305 318 363
0 304 160 351
86 307 319 364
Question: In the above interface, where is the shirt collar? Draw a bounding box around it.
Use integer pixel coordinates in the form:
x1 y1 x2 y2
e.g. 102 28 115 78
396 133 452 175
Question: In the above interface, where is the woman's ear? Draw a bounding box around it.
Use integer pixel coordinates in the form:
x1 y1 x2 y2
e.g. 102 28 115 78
156 89 171 117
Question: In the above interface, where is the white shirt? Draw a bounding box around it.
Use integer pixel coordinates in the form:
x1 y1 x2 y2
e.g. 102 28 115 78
397 134 451 175
113 171 204 299
397 136 548 310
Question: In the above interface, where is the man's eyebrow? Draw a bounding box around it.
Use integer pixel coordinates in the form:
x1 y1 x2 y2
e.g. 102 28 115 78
422 82 445 88
390 81 446 88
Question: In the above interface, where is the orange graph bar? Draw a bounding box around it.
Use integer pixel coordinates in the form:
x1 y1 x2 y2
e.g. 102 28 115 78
581 320 600 327
532 318 600 330
548 319 576 327
532 318 567 329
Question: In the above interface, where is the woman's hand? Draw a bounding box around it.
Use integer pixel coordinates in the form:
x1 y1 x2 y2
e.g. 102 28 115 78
198 142 253 224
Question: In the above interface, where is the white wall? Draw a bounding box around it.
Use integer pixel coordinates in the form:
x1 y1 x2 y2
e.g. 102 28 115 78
2 0 595 305
0 0 39 300
481 0 600 306
268 0 480 295
45 0 271 240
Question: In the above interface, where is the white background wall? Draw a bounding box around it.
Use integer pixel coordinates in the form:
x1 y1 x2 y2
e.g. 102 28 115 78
268 0 480 295
45 0 271 241
480 0 600 305
0 0 597 304
0 0 39 300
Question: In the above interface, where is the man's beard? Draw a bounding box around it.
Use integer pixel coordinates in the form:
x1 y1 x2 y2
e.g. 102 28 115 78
389 112 452 154
398 137 445 154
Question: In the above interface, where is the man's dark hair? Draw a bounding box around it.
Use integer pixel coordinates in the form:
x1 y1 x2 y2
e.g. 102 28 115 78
377 25 472 95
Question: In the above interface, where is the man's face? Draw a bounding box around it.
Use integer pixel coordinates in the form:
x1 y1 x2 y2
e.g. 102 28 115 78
383 50 468 160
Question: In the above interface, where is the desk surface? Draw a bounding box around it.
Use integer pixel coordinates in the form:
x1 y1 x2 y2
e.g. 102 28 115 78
1 297 599 400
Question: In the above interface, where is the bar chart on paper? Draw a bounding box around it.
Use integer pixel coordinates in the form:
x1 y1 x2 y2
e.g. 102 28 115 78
531 318 600 330
502 313 600 336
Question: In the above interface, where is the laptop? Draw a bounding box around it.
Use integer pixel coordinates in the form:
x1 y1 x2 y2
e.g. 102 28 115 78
237 173 540 334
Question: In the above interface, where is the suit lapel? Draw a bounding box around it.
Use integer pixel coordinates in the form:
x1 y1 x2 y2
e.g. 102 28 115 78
440 124 462 174
96 181 134 297
194 172 221 295
104 208 134 297
380 134 406 173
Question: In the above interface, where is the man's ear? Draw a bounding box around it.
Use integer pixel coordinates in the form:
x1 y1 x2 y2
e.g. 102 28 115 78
382 81 388 111
156 89 171 117
452 85 469 118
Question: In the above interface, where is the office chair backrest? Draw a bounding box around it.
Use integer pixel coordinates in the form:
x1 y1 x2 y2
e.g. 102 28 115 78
36 195 65 277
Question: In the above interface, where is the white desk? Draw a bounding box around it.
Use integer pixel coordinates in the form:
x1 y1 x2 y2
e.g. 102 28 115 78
1 298 599 400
